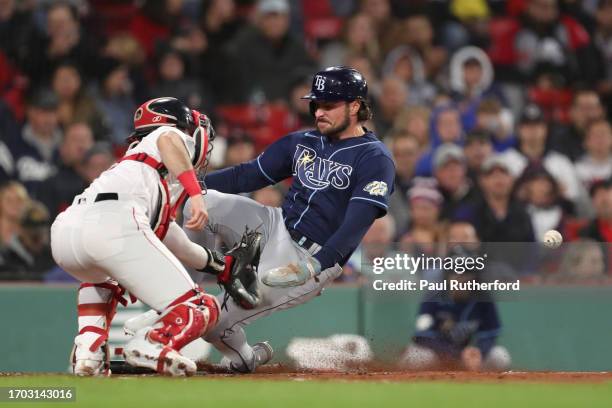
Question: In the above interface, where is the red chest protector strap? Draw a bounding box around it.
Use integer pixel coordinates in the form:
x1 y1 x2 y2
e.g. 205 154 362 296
120 153 188 240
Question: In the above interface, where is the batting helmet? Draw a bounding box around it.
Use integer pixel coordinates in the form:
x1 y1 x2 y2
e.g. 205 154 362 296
301 66 371 120
128 97 215 169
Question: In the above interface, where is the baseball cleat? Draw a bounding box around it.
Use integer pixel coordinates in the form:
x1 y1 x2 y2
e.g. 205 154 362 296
74 359 110 376
123 329 197 376
253 341 274 367
220 341 274 373
70 337 111 376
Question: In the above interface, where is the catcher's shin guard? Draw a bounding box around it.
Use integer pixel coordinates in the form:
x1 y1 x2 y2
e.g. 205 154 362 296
71 281 132 376
123 288 219 376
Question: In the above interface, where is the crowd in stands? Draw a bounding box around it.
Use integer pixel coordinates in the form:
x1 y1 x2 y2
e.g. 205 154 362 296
0 0 611 281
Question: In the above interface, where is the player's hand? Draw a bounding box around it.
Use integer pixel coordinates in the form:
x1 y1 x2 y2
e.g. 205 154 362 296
461 346 482 371
262 257 321 287
184 194 208 230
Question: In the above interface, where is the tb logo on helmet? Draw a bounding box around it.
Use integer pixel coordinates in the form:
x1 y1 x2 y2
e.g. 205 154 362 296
314 75 326 91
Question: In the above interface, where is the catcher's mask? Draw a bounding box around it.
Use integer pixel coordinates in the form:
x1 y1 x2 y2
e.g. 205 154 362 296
190 109 215 171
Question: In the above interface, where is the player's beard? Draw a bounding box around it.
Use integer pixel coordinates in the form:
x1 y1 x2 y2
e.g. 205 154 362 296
316 105 350 139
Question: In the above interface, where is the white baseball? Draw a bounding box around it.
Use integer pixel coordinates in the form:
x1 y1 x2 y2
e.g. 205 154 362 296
542 229 563 248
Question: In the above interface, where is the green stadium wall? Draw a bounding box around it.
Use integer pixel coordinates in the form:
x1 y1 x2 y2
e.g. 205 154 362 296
0 284 610 372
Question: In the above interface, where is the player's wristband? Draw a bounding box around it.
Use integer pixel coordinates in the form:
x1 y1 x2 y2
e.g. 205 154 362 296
177 169 201 197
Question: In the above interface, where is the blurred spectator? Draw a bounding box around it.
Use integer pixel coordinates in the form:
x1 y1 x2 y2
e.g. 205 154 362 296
200 0 241 51
549 90 606 161
20 2 99 86
554 239 607 282
344 52 381 99
382 45 436 105
0 100 20 183
287 73 314 129
150 46 208 110
432 105 464 146
385 14 447 80
433 144 480 220
502 103 587 215
0 140 13 184
359 0 394 48
37 122 94 219
51 61 108 140
0 181 29 250
391 105 431 149
197 0 244 103
575 119 612 190
490 0 598 84
78 142 115 184
91 57 136 146
441 0 492 51
224 0 315 103
0 200 53 279
0 0 35 62
104 33 147 69
463 129 494 184
8 88 62 194
224 130 256 167
103 33 149 103
464 155 535 242
129 0 189 59
593 0 612 115
514 167 572 242
449 46 506 120
320 13 380 68
473 98 515 151
372 75 407 137
446 220 481 252
415 105 464 176
387 131 420 232
580 179 612 242
252 185 284 207
401 180 443 255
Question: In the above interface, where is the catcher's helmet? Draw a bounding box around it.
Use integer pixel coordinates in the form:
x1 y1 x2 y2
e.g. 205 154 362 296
128 97 215 169
130 97 196 138
301 66 368 102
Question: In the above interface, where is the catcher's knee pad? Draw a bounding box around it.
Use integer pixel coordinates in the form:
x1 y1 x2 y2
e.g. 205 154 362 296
148 288 219 351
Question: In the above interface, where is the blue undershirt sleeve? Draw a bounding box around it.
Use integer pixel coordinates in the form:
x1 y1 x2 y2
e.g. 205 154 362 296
204 134 295 193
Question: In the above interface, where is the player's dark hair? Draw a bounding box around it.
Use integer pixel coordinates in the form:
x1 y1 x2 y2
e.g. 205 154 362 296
357 98 372 122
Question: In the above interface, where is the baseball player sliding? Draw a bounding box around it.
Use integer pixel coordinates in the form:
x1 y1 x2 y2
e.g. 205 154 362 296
50 98 261 376
189 66 396 372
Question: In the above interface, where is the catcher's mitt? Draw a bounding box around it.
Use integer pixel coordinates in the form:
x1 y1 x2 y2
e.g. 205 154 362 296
199 228 262 310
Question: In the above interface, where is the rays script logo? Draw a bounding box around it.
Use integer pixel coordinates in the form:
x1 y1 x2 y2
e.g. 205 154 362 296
293 144 352 190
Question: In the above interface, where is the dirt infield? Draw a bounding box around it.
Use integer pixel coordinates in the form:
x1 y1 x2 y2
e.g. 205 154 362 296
191 363 612 383
2 368 612 384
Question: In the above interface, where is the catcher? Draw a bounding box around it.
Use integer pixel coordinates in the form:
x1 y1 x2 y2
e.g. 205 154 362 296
50 97 261 377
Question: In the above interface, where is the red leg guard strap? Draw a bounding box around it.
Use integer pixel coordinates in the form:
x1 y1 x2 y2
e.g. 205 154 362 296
157 346 173 373
79 326 109 352
77 303 114 316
